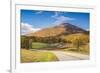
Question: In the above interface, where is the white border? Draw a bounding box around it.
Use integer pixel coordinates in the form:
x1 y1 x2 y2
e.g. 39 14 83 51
11 4 96 73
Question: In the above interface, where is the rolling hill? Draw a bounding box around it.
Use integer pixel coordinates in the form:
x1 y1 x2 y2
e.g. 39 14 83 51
26 23 88 37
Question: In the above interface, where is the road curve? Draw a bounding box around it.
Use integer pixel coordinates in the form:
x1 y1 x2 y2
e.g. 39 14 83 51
49 51 89 61
32 50 89 61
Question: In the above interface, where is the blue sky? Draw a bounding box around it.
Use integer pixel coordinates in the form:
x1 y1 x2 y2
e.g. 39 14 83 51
21 9 90 35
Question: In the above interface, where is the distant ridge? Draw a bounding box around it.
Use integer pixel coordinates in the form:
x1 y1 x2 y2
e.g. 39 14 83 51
26 23 87 37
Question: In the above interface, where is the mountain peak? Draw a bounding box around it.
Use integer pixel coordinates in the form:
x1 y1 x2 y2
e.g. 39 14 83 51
26 23 87 37
58 23 73 27
60 22 85 30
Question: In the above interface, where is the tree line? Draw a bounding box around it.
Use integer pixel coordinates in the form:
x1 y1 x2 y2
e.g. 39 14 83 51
21 34 89 51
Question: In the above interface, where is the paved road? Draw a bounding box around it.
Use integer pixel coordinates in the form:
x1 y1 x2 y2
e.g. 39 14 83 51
31 49 89 61
36 50 89 61
49 51 89 61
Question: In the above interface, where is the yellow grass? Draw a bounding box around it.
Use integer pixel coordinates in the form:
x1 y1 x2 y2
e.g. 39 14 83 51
21 49 58 63
63 43 89 55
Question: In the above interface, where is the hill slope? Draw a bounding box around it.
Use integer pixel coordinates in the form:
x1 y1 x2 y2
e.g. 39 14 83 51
26 23 87 37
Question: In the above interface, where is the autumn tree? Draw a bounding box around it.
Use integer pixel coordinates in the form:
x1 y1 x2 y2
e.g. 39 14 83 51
21 36 29 49
72 38 85 51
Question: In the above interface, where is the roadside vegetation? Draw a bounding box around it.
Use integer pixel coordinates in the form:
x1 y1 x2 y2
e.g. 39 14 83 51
21 32 89 62
21 49 58 63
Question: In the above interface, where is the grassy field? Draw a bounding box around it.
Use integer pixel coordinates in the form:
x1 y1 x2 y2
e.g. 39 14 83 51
32 42 49 49
21 49 58 63
62 43 89 55
31 42 89 55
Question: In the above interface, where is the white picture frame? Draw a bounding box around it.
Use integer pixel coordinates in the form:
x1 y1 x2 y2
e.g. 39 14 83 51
11 1 96 73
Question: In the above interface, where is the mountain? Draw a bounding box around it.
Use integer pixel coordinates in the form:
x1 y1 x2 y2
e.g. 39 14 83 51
26 23 87 37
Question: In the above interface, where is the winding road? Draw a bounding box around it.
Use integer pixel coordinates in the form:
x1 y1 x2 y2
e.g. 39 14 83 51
49 51 89 61
37 50 89 61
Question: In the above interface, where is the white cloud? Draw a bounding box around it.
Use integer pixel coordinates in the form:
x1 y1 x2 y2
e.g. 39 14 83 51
21 23 41 35
51 11 67 18
35 11 43 14
51 11 75 25
51 12 59 18
86 28 89 31
52 15 75 25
